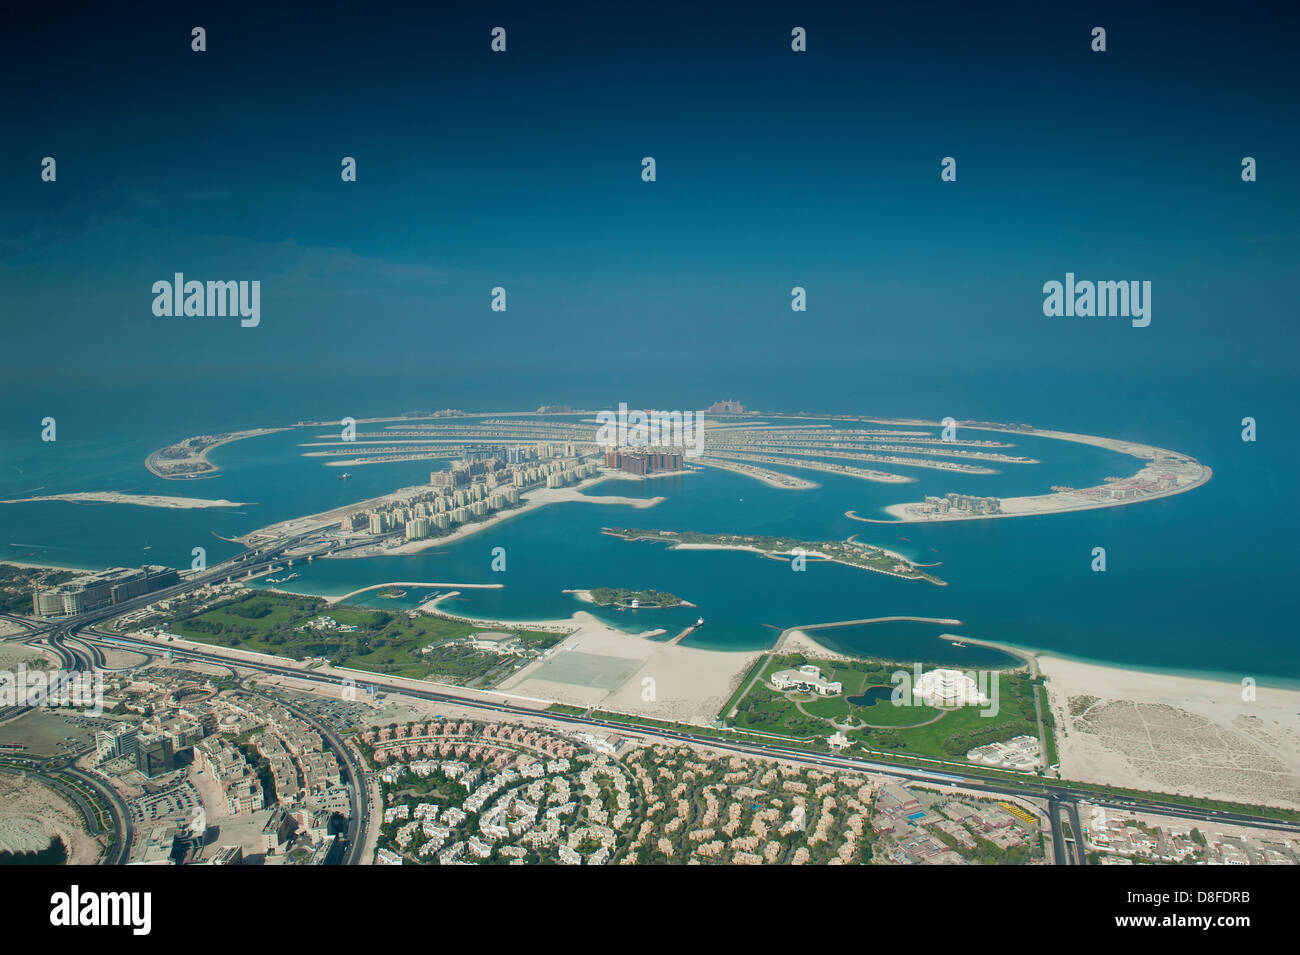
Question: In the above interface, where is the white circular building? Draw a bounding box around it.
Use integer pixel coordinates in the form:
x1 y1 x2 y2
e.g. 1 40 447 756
912 668 988 707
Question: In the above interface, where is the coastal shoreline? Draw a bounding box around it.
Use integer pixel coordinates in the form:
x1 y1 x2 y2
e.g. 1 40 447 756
339 476 667 559
253 569 1300 698
0 558 108 573
416 606 665 640
24 409 1292 803
240 578 662 641
240 470 668 558
772 621 1300 692
771 621 1300 808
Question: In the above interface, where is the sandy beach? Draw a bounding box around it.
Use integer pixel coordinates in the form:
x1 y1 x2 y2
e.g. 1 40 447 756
413 604 665 640
671 542 775 555
0 491 251 509
496 611 760 726
778 629 857 662
0 558 100 573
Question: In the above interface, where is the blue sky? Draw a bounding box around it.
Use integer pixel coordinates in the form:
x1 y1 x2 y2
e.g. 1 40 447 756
2 0 1297 421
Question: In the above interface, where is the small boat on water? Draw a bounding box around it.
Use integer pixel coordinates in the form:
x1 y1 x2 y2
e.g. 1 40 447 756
338 472 352 480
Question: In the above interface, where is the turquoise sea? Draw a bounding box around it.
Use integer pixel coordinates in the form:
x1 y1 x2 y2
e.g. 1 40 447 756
1 375 1296 687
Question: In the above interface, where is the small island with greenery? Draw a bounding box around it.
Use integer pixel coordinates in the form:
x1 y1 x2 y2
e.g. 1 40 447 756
585 587 691 609
601 528 946 585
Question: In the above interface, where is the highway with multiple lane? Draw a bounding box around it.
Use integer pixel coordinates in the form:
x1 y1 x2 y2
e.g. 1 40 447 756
3 534 1298 865
58 625 1300 854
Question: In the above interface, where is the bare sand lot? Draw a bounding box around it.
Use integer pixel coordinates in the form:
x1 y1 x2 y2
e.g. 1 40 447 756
98 647 153 669
0 643 58 669
496 612 759 726
0 619 29 638
1041 655 1300 810
0 708 101 755
0 772 101 863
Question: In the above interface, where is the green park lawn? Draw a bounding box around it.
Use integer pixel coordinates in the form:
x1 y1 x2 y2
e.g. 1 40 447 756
166 590 561 685
727 652 1043 762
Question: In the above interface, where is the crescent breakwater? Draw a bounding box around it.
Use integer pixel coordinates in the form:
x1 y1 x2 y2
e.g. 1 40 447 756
847 422 1210 524
145 427 289 480
0 491 251 509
